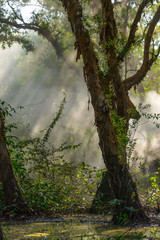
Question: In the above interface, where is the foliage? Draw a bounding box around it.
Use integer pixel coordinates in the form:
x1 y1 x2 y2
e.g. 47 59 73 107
0 97 102 214
105 100 160 214
146 172 160 213
2 99 160 216
0 0 159 224
0 0 73 55
129 104 160 212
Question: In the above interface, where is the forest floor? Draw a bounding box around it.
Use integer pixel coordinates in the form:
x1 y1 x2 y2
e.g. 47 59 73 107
1 213 160 240
1 211 160 239
1 207 160 226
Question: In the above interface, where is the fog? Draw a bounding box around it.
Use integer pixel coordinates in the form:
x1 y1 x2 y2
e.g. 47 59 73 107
131 91 160 168
0 40 103 167
0 38 160 170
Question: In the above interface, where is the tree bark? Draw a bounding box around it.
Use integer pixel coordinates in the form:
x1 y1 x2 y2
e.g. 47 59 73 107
90 171 115 214
60 0 151 224
0 226 4 240
0 110 30 216
95 91 148 224
0 0 159 224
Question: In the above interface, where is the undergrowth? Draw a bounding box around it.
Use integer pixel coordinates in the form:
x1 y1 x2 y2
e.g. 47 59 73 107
0 96 103 215
1 98 160 216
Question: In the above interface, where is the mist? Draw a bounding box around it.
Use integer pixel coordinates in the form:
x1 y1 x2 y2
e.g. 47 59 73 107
131 91 160 168
0 36 160 171
0 39 103 168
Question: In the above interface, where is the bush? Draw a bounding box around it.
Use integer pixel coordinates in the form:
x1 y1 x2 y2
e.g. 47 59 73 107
1 96 102 214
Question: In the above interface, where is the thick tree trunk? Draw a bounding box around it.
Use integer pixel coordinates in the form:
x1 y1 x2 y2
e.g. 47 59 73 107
0 110 30 216
60 0 150 224
97 107 149 224
90 171 115 214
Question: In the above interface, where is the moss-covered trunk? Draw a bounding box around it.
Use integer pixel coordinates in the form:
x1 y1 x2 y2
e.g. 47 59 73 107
96 103 148 223
60 0 150 224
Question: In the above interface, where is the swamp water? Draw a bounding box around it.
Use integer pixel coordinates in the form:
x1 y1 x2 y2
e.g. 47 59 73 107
2 215 160 240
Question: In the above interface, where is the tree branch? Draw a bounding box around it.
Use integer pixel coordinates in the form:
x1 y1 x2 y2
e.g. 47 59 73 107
113 0 130 8
116 0 151 62
100 0 117 42
59 0 105 107
7 0 25 24
124 5 160 90
60 0 98 67
0 17 81 73
100 0 118 64
0 17 40 32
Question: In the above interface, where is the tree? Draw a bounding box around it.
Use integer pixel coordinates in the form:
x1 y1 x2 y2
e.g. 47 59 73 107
58 0 160 223
0 0 81 74
0 225 4 240
0 108 29 216
0 0 159 223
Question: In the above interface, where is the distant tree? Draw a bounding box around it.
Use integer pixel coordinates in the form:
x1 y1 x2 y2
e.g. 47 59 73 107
0 0 80 73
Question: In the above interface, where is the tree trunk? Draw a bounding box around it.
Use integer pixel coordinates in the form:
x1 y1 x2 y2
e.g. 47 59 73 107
0 226 4 240
60 0 150 224
90 171 115 214
96 106 149 224
0 110 30 216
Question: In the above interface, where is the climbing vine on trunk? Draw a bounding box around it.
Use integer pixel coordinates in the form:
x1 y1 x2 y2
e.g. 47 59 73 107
0 0 159 224
59 0 160 224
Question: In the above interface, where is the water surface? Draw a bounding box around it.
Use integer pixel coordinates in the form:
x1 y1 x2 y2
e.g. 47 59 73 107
2 215 160 240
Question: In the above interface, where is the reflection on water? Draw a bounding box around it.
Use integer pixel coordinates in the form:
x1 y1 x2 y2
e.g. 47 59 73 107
2 215 160 240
